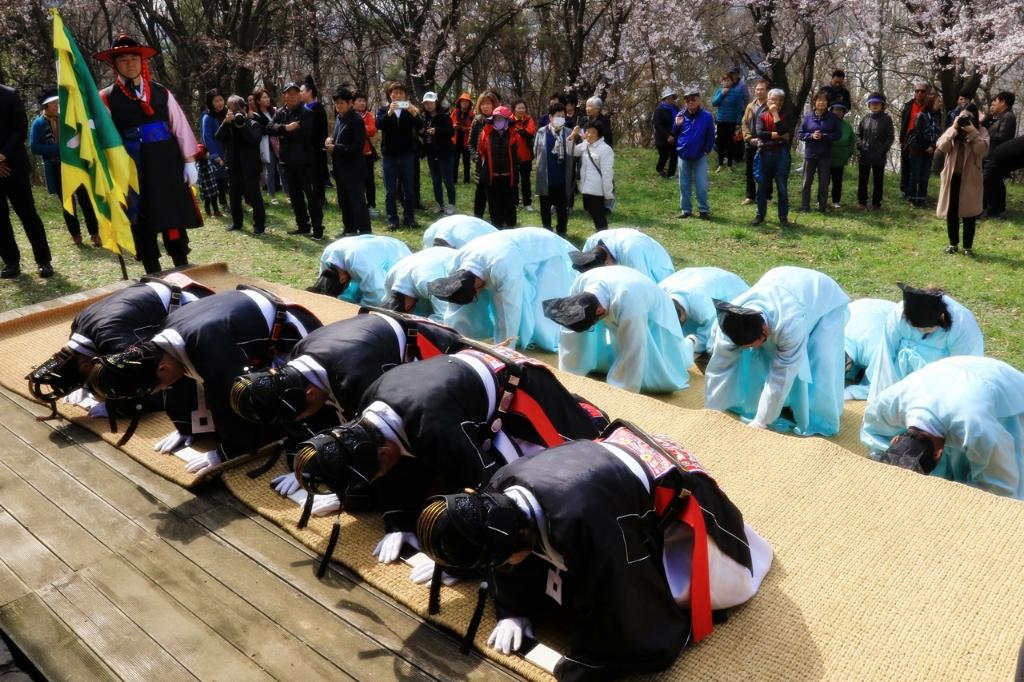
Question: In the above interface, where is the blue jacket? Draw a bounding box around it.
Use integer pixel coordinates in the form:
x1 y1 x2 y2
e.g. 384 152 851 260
672 107 715 160
29 115 60 194
711 84 748 125
200 111 228 179
798 110 840 160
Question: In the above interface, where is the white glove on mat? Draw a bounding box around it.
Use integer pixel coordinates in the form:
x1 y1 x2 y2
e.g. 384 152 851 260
488 617 533 655
62 388 90 405
271 473 302 496
154 430 193 453
310 493 340 516
184 448 222 475
747 420 767 430
373 531 418 564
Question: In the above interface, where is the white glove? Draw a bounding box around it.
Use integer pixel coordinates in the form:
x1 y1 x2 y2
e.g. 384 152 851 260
487 617 533 655
62 387 91 405
183 161 198 186
87 402 108 419
747 419 767 430
409 559 458 585
310 493 340 516
184 448 223 475
154 430 194 453
271 473 302 496
373 531 418 564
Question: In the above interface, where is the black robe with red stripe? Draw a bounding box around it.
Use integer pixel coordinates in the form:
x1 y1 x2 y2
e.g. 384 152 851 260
363 352 600 531
485 438 746 682
283 312 464 444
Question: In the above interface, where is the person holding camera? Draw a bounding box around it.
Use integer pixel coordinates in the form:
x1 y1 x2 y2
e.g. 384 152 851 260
376 82 422 231
936 104 989 256
980 91 1017 219
215 95 266 235
325 87 370 235
266 81 324 239
419 91 456 216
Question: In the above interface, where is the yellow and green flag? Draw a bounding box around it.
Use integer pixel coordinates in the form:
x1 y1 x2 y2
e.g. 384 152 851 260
52 9 137 256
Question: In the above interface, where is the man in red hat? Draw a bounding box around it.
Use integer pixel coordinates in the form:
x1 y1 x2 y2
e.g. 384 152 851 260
95 35 202 274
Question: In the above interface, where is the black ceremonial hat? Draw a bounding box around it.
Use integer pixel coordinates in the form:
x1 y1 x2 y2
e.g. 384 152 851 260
897 282 945 328
713 299 765 346
428 270 478 305
293 421 380 496
417 492 523 570
878 431 937 474
542 292 601 332
229 366 310 425
569 241 608 272
308 268 347 297
87 342 162 401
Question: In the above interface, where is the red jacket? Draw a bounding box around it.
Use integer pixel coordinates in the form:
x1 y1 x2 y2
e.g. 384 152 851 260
361 110 377 156
451 107 475 148
512 115 537 162
477 124 519 187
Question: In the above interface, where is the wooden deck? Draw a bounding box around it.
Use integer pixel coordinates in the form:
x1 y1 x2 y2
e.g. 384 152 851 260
0 383 518 681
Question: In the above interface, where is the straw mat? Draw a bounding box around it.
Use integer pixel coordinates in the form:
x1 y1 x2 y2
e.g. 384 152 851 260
3 266 1023 681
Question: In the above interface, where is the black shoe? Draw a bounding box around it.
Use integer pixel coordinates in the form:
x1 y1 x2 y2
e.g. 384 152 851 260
1 264 21 279
227 225 242 232
38 264 54 278
779 219 794 228
698 212 710 220
387 222 400 231
253 229 265 236
403 222 421 230
750 216 765 226
288 228 310 235
308 231 325 241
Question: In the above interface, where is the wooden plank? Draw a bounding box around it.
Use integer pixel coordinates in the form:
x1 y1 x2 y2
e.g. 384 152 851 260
0 458 111 570
39 574 196 682
0 511 70 590
0 593 116 681
0 389 215 519
169 524 427 681
0 559 29 608
196 503 517 681
118 535 353 681
81 555 275 682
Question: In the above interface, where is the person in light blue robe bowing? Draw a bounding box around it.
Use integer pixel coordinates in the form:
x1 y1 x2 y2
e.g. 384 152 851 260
543 265 694 393
865 283 984 402
658 266 748 362
421 214 497 248
429 227 576 351
570 227 675 282
384 246 458 321
310 234 412 307
705 266 850 437
862 356 1024 500
843 298 896 400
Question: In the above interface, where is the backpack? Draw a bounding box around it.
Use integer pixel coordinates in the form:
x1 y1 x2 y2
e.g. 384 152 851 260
909 112 938 151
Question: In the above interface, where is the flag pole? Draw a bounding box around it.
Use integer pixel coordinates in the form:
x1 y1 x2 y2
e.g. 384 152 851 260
116 253 128 280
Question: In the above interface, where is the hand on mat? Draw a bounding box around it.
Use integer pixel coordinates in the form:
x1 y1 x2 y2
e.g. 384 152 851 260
87 402 108 419
409 559 456 585
62 387 91 406
310 493 340 516
488 617 533 655
271 473 302 496
747 419 767 430
373 531 418 564
154 430 194 453
184 448 223 475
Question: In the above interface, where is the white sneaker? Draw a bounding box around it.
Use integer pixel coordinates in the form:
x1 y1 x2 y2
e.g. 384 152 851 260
524 205 534 212
444 204 456 216
432 205 445 215
832 202 841 209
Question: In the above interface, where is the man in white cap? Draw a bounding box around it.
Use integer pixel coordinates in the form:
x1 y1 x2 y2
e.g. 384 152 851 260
653 87 680 178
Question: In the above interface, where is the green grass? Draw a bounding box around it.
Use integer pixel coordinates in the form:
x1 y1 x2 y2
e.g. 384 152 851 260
3 148 1022 366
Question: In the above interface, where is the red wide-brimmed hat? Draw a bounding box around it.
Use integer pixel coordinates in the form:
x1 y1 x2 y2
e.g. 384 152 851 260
94 34 158 63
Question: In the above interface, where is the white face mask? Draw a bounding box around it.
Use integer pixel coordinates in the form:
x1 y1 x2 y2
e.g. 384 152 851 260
552 116 566 128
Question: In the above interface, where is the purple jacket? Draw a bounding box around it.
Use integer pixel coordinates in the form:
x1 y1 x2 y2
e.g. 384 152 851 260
798 110 840 160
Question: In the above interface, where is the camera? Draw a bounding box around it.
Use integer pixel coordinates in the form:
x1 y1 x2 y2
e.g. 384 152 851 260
232 112 246 127
955 114 973 130
396 100 410 109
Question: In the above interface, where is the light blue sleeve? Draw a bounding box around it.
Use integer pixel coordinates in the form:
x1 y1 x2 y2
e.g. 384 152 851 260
606 312 648 393
489 256 526 345
946 406 1019 498
754 314 808 426
860 388 906 456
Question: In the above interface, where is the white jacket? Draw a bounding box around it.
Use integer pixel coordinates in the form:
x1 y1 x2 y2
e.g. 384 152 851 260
572 137 614 200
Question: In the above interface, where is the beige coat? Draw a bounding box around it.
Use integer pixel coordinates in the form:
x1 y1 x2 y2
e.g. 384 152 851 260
935 124 989 218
